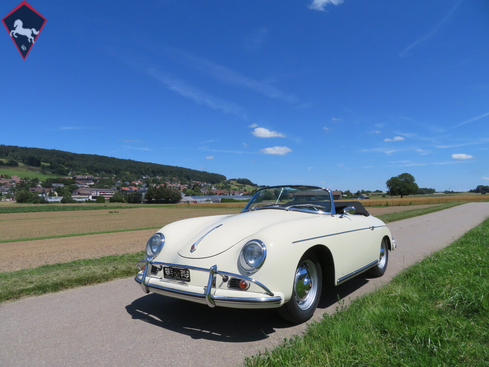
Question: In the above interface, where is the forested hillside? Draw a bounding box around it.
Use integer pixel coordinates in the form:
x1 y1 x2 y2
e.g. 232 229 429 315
0 145 226 184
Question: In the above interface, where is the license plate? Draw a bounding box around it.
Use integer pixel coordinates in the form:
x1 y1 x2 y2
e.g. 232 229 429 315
163 266 191 282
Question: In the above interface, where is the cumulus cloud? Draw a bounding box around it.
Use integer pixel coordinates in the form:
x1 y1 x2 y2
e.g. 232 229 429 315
309 0 344 11
252 127 286 138
451 153 474 160
384 136 405 142
260 146 292 155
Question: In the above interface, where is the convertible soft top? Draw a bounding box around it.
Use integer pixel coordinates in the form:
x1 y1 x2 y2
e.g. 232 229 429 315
334 201 370 216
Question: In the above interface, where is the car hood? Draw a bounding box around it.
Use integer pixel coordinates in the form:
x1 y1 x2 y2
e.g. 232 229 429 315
178 209 306 259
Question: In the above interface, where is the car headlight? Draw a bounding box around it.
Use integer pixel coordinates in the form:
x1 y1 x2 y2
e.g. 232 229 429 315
239 240 266 274
146 233 165 259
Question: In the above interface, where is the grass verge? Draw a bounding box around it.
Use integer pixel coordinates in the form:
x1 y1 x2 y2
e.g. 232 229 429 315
0 204 174 214
245 218 489 366
376 201 464 223
0 227 160 244
0 252 144 303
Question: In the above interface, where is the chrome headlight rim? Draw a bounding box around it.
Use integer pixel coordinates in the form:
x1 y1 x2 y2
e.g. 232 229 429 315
239 239 267 274
146 233 165 259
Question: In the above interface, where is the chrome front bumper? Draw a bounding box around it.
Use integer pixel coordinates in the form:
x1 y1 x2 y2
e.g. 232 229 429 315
135 260 283 309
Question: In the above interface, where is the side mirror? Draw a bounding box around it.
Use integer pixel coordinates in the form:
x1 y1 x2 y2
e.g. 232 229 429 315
340 206 356 218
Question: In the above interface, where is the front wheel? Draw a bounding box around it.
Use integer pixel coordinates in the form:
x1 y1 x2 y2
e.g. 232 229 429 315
367 237 389 278
278 254 322 324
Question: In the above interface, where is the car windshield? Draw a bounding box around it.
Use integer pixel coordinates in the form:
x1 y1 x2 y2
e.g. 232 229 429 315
243 185 332 213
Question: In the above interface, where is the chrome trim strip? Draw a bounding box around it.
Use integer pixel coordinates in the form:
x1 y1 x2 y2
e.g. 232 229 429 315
190 224 223 253
337 260 378 284
292 225 387 244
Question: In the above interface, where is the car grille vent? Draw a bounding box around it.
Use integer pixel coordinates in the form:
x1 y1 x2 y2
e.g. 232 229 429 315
228 278 241 289
150 265 160 275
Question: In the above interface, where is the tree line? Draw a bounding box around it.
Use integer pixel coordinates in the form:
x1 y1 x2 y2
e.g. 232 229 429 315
0 145 226 184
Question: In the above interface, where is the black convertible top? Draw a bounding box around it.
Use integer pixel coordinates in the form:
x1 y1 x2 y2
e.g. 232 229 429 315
334 201 370 216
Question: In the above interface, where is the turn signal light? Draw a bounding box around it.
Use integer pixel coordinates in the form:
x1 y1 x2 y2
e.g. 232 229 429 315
239 280 249 290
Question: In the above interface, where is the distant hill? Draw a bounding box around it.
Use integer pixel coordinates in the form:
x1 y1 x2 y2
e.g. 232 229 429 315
0 145 226 184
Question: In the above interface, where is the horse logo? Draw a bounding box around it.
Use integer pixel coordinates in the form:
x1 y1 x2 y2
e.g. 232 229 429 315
2 1 46 60
10 19 39 44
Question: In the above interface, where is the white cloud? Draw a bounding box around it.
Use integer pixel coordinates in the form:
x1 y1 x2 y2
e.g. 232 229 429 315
453 111 489 128
122 145 151 151
400 0 462 57
172 49 297 104
384 136 405 142
147 68 246 118
451 153 474 160
309 0 344 12
205 156 214 160
323 127 329 132
252 127 286 138
482 177 489 181
362 148 398 155
260 146 292 155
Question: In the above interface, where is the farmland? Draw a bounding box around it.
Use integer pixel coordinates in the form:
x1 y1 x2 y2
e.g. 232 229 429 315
0 206 242 272
0 200 466 273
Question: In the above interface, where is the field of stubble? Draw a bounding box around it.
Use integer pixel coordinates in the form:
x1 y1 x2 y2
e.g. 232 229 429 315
0 205 436 272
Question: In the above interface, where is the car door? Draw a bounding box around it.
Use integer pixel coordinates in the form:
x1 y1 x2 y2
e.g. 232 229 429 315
335 214 379 279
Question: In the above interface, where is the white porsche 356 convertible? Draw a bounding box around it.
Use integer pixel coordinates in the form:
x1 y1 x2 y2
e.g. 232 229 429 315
135 185 396 323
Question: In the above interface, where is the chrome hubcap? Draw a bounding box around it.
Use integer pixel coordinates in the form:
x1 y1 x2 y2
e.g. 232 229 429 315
378 240 387 269
294 260 318 310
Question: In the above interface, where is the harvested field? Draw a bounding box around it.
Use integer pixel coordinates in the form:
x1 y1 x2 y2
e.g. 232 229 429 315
0 207 242 242
0 205 435 272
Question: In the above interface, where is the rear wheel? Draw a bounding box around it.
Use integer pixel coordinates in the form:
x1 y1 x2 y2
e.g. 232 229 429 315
367 237 389 277
278 254 322 324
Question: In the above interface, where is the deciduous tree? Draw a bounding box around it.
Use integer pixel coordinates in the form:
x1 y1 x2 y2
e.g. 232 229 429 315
386 173 419 198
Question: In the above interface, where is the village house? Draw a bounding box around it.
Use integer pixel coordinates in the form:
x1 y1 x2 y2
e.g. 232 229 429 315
72 188 115 200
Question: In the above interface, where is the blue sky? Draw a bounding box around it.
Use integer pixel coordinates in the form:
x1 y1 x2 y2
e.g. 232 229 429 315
1 0 488 192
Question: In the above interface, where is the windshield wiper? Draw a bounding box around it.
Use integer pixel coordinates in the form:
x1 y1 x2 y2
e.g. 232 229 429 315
285 204 326 212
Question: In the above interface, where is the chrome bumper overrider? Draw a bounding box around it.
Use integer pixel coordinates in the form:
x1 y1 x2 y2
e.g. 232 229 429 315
135 260 283 308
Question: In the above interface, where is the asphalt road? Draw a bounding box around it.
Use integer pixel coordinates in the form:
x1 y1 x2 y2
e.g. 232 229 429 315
1 202 488 367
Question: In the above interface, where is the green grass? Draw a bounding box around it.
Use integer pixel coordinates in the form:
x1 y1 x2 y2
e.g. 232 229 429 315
245 218 489 366
0 203 175 214
0 252 144 303
376 201 465 223
0 164 60 180
0 227 160 244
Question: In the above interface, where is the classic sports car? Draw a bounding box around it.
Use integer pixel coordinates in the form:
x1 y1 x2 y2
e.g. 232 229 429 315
135 185 396 323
